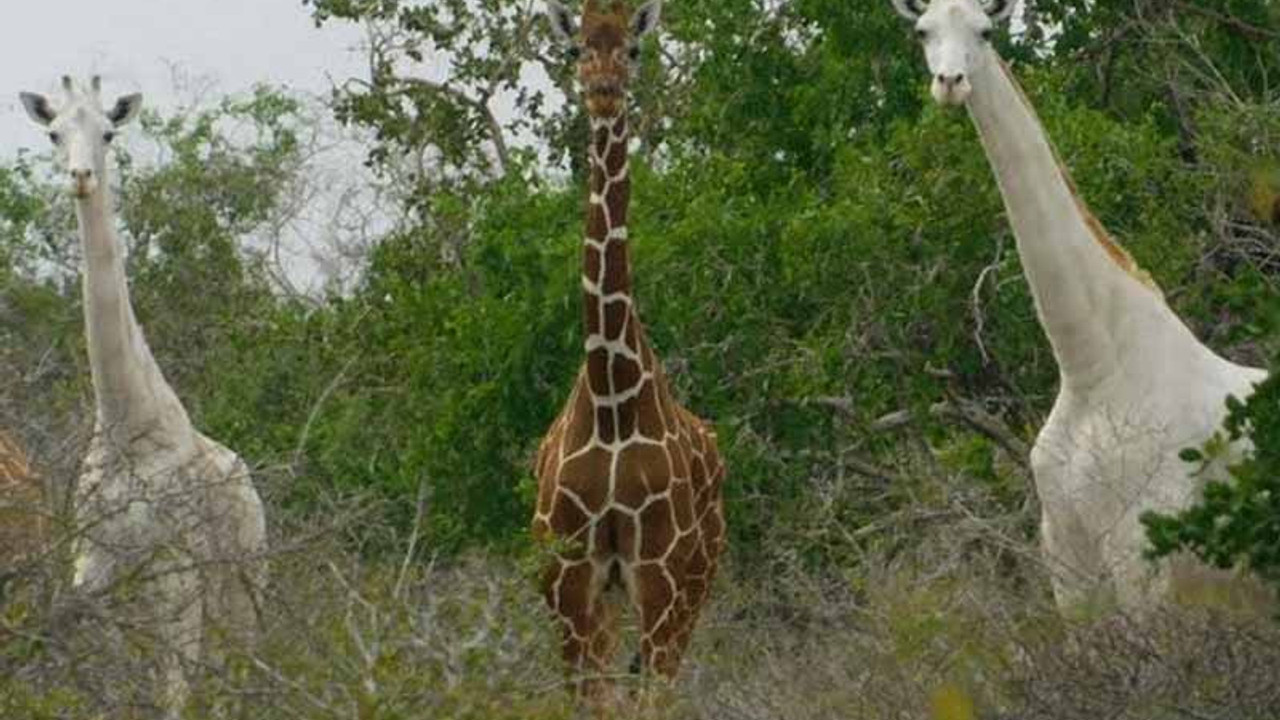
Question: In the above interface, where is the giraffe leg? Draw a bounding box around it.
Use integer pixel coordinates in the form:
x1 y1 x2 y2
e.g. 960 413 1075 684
622 559 690 720
151 559 202 720
685 494 726 638
543 557 621 711
584 584 624 714
632 560 685 679
632 497 725 685
667 555 712 664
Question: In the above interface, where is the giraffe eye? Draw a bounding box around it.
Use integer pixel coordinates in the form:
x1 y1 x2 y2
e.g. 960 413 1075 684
103 131 116 143
567 45 582 61
627 45 640 61
48 131 61 145
980 28 994 41
915 28 928 40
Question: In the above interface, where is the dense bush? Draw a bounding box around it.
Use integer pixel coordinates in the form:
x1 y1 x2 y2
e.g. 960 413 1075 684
2 2 1277 566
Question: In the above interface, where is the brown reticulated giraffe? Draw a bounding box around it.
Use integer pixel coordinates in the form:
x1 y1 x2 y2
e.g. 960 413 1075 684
535 0 727 704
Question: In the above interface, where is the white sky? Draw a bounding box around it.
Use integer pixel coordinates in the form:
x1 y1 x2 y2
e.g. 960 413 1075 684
0 1 564 293
0 0 365 152
0 0 383 292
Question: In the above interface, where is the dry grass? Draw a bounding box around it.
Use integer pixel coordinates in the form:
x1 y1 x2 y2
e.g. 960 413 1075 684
2 433 1279 719
4 504 1280 719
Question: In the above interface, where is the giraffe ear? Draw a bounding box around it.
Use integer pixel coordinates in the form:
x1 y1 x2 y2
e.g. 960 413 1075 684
546 0 578 44
984 0 1014 22
19 93 55 126
107 93 143 127
631 0 661 37
890 0 926 20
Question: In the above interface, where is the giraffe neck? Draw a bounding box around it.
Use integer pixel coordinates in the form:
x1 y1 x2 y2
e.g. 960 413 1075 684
581 112 655 438
75 169 190 442
965 50 1198 390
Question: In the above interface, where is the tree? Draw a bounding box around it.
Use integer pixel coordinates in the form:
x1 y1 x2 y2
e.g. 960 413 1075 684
286 0 1280 560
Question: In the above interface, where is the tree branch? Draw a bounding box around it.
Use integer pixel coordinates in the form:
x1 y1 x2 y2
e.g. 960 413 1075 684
1171 0 1280 41
395 77 510 177
869 400 1031 469
930 399 1031 469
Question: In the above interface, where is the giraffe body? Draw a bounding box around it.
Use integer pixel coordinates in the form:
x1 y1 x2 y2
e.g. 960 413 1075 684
21 77 268 718
1034 351 1265 608
537 0 726 702
893 0 1272 611
977 52 1270 611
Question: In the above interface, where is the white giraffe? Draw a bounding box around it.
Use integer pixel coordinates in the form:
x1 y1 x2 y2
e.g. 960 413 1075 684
890 0 1271 611
21 76 268 716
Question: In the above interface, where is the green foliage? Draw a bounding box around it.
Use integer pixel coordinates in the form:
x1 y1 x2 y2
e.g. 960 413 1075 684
2 6 1280 711
0 682 87 720
118 88 300 406
301 175 583 549
2 1 1278 571
281 66 1233 559
0 159 53 277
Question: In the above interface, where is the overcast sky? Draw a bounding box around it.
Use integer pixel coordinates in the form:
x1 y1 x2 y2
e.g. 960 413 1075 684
0 1 563 291
0 1 382 291
0 0 365 155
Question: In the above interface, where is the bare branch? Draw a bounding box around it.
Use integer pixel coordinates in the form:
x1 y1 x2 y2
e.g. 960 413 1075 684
394 76 511 178
931 399 1031 468
970 234 1006 366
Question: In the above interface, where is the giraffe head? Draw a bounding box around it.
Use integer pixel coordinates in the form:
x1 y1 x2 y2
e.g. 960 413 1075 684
546 0 661 118
891 0 1014 106
19 76 143 199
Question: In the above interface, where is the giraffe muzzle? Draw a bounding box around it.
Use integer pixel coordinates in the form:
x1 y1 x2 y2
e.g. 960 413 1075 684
931 73 972 106
70 168 97 199
585 83 626 116
585 79 624 98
